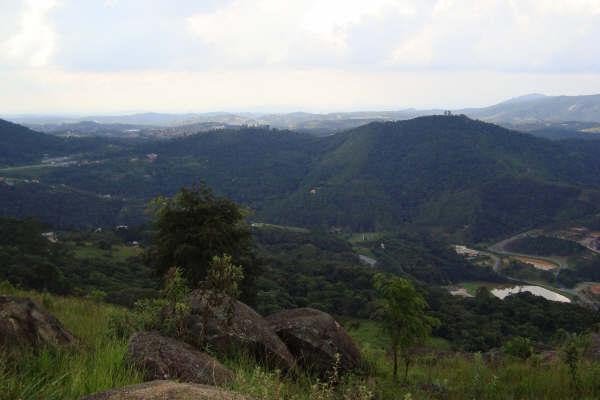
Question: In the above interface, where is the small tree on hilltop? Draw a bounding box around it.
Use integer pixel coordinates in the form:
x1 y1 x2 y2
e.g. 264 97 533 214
135 266 191 339
373 273 439 383
145 183 260 304
205 254 244 298
195 254 245 346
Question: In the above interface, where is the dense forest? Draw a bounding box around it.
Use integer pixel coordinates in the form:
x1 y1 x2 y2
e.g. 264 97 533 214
506 235 586 256
2 214 598 352
3 116 600 242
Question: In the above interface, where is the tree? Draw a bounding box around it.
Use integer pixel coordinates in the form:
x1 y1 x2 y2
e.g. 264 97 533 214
205 254 244 298
145 184 260 303
373 273 438 383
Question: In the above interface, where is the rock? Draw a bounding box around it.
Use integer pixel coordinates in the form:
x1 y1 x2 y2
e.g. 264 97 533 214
187 290 296 371
538 350 559 364
81 380 251 400
266 308 362 374
127 331 234 386
0 296 75 349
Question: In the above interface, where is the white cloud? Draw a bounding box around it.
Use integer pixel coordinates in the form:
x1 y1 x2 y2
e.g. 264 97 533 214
103 0 119 8
4 67 600 114
390 0 600 71
2 0 600 112
1 0 60 68
187 0 416 64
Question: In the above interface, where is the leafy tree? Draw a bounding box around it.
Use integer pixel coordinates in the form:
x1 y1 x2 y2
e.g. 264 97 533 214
145 184 260 303
373 273 439 382
135 266 191 338
205 254 244 298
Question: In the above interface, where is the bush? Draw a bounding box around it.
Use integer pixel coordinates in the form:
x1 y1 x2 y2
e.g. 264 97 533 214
134 267 191 339
503 336 533 359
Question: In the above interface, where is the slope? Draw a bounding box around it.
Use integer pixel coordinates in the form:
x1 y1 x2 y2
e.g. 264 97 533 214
265 116 600 241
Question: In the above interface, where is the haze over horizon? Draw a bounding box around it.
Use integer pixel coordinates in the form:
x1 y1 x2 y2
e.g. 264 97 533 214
2 0 600 113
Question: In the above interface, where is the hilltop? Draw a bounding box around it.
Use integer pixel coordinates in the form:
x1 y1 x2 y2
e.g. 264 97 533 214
2 115 600 241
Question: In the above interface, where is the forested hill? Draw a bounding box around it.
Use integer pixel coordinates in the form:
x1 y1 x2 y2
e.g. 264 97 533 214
0 119 65 165
264 116 600 241
2 116 600 242
0 118 135 167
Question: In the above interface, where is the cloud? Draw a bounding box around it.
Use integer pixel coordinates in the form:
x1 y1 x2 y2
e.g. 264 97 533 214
4 66 600 114
103 0 119 7
1 0 60 68
389 0 600 72
186 0 417 65
2 0 600 112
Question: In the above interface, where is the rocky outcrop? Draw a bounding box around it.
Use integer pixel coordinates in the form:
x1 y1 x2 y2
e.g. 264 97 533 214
266 308 362 374
0 296 75 349
81 380 251 400
127 331 234 386
187 290 296 371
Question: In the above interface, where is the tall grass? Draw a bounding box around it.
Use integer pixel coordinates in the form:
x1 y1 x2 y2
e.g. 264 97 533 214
3 286 600 399
0 287 143 400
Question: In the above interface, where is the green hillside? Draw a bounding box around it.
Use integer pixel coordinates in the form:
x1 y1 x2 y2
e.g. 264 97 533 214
3 116 600 242
266 116 600 241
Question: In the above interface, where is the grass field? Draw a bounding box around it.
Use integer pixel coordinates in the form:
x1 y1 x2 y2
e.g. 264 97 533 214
347 232 384 245
71 243 143 262
3 285 600 399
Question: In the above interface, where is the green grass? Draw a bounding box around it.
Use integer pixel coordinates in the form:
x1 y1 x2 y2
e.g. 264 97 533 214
3 287 600 399
347 232 384 245
0 287 143 400
71 242 142 262
458 281 501 296
251 222 310 233
0 164 53 176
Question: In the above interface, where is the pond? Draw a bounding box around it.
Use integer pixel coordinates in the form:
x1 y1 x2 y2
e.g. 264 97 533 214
491 285 570 303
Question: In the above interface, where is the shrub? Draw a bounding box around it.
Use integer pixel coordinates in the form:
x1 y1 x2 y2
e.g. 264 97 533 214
503 336 533 359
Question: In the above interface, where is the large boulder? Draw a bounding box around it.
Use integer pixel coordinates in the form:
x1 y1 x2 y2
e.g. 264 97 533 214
0 296 75 349
266 308 362 375
187 290 295 371
81 380 251 400
127 331 234 386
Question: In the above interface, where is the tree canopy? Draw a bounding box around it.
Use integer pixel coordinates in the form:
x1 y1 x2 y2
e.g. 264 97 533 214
374 273 439 381
144 184 260 303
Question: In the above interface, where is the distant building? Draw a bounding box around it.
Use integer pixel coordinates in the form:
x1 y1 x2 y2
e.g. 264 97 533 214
42 232 58 243
454 245 479 257
358 254 377 267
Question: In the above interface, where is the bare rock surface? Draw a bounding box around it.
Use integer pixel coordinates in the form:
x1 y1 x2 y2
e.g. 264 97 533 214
266 308 362 374
0 295 74 348
127 331 234 386
81 380 251 400
187 290 296 371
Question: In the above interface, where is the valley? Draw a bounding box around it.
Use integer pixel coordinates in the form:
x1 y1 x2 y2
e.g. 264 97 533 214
4 3 600 398
3 113 600 399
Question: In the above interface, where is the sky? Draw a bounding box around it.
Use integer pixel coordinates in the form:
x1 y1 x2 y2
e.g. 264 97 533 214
1 0 600 114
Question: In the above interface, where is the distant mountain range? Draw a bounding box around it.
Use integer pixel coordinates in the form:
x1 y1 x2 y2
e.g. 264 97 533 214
4 94 600 138
2 115 600 242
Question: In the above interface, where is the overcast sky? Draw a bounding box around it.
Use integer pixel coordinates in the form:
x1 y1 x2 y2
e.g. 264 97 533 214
1 0 600 114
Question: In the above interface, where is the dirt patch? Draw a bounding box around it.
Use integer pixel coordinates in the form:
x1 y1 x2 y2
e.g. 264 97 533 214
513 256 558 271
589 284 600 296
